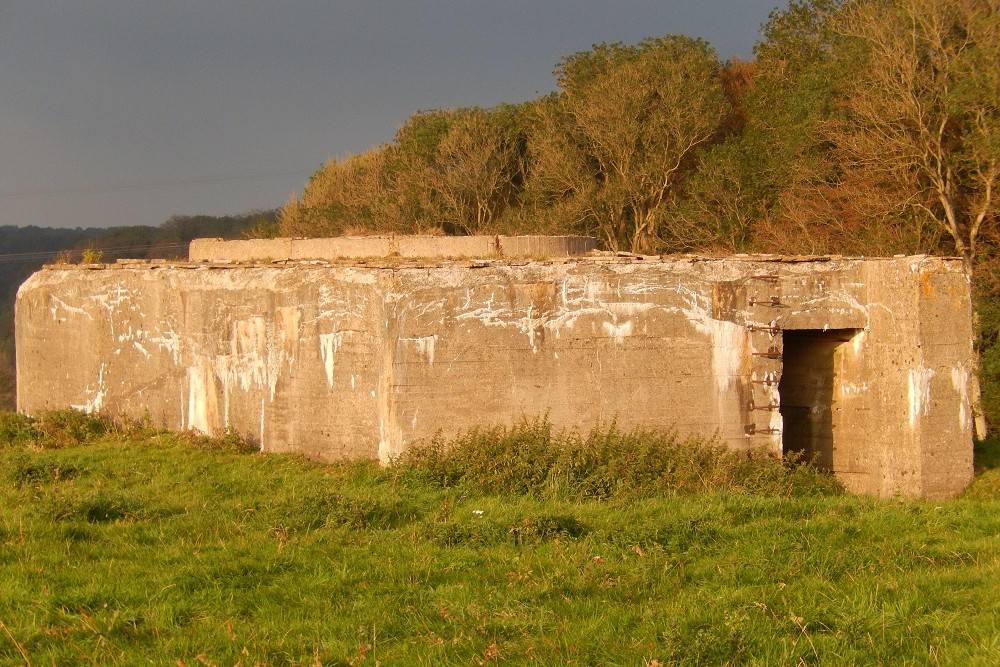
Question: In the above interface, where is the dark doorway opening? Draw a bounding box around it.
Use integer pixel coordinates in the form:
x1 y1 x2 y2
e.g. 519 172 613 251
779 329 860 468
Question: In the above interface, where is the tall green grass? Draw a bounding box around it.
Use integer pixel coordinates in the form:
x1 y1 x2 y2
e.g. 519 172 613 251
0 408 110 448
0 411 997 665
395 418 843 499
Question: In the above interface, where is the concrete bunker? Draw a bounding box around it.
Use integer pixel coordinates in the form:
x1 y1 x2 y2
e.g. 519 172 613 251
14 235 977 498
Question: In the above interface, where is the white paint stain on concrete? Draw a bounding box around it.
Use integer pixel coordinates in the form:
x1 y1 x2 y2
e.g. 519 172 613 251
689 316 747 394
401 335 437 364
276 306 301 366
952 366 970 430
147 330 182 364
908 367 935 428
841 382 869 396
319 333 340 388
89 285 137 313
71 363 107 414
219 317 287 400
449 276 660 355
187 364 218 434
852 330 866 356
259 396 266 450
49 295 92 322
601 321 633 344
319 330 355 388
440 271 753 394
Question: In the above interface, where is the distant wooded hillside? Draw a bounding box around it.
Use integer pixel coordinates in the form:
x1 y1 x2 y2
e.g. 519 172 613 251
0 211 277 409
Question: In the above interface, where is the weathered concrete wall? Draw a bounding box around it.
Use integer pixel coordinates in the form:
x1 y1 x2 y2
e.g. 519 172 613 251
189 235 598 262
16 254 975 498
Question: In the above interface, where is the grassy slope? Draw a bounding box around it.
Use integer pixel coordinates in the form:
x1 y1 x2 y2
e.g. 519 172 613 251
0 424 999 665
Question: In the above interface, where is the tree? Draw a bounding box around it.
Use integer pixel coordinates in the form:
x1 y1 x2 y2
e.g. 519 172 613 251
670 58 763 252
279 148 401 237
535 36 729 253
281 106 531 238
823 0 1000 271
728 0 874 255
430 106 527 234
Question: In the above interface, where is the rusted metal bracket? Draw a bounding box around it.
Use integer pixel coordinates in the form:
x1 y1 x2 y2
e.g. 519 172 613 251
747 323 781 334
751 377 781 386
748 296 782 307
749 401 780 411
752 346 783 359
744 424 781 436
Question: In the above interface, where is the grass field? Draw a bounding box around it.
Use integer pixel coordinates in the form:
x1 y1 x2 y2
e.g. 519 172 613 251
1 412 999 665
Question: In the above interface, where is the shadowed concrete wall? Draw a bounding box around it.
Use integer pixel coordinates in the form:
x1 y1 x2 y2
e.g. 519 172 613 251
16 254 974 498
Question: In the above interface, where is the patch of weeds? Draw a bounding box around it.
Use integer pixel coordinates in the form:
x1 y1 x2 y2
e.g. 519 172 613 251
61 524 96 543
508 513 587 544
660 617 749 666
396 417 843 500
80 248 104 264
7 451 83 486
79 493 136 522
602 517 715 553
321 493 419 530
424 520 508 547
958 437 1000 499
0 411 43 446
176 428 258 454
2 408 165 449
44 492 141 523
274 491 422 535
34 409 110 447
108 410 161 440
425 513 587 547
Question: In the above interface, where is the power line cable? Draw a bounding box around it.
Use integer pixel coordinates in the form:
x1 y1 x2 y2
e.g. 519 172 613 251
0 242 190 264
0 169 312 199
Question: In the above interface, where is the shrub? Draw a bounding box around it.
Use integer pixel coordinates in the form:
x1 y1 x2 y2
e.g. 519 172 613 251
0 409 110 448
175 428 258 454
80 248 104 264
0 411 43 447
34 409 109 445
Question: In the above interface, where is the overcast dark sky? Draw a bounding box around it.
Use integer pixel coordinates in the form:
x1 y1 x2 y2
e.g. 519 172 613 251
0 1 783 230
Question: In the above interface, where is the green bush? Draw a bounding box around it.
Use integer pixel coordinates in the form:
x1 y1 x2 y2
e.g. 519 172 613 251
0 411 43 446
34 409 109 445
0 409 110 448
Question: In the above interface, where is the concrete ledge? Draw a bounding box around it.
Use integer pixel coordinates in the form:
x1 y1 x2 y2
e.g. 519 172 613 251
189 235 598 262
